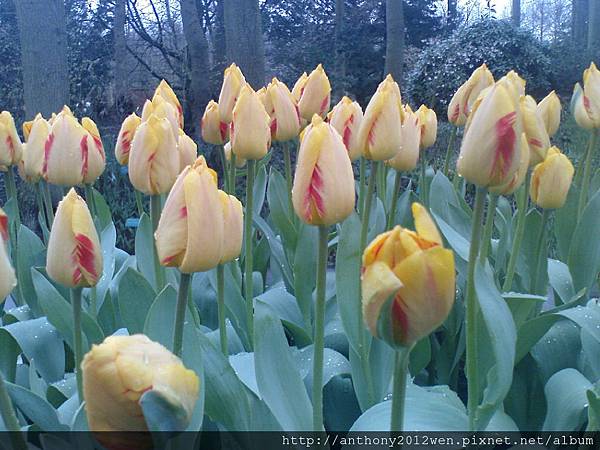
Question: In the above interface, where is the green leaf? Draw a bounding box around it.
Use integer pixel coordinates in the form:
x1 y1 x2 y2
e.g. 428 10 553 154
144 285 178 350
587 389 600 431
431 213 469 261
134 213 156 289
16 225 46 314
91 188 113 231
94 223 117 313
253 215 294 290
6 382 67 431
568 190 600 293
515 314 560 363
266 168 297 250
554 186 579 260
547 259 576 304
140 390 191 432
542 368 591 431
503 293 546 329
293 223 317 327
253 164 268 216
531 319 581 383
295 346 351 395
117 267 156 334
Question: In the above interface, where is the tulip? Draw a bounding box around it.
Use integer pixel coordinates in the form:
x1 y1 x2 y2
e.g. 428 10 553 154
292 72 308 102
141 94 179 139
178 130 197 171
82 334 199 436
265 78 301 142
128 114 180 196
297 64 331 121
21 116 50 183
530 147 574 210
201 100 228 145
521 95 550 166
537 91 561 137
502 70 526 98
327 96 364 161
572 62 600 129
0 208 8 243
153 79 183 128
292 115 355 226
80 117 106 185
0 111 22 167
0 230 16 302
387 105 420 172
416 105 437 149
224 141 246 168
114 113 142 165
457 80 523 188
489 132 530 196
22 113 43 142
218 63 246 124
447 64 495 126
230 85 271 161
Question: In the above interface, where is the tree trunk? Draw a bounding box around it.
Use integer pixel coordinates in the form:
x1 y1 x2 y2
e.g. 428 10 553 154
385 0 405 82
588 0 600 56
13 0 69 118
334 0 346 97
180 0 211 139
447 0 457 30
512 0 521 27
211 0 227 91
223 0 265 88
113 0 128 114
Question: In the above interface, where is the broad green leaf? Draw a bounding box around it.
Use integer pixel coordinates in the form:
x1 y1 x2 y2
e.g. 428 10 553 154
531 319 581 383
432 213 469 261
94 223 117 312
503 293 546 328
542 368 591 431
6 382 67 431
134 213 156 289
515 314 560 363
266 168 297 250
568 190 600 293
117 267 156 334
547 259 576 305
293 223 317 327
555 186 579 260
253 164 268 216
16 225 45 315
587 389 600 431
253 215 293 290
144 285 178 350
140 390 191 432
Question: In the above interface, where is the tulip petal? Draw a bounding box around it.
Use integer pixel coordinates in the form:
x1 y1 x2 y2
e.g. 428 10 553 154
361 261 403 338
412 203 442 245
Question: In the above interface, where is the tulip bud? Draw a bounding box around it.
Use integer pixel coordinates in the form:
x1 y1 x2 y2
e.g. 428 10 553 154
297 64 331 121
416 105 437 149
0 111 22 167
292 115 355 226
80 118 106 184
571 62 600 129
0 232 16 302
218 63 246 124
128 115 180 195
178 131 197 171
46 189 102 288
530 147 574 210
230 85 271 161
82 334 199 435
502 70 526 97
21 116 50 182
114 113 142 165
22 113 43 142
537 91 561 137
521 95 550 166
457 80 523 188
155 156 224 273
218 191 243 264
387 105 420 172
141 95 179 140
224 141 246 168
292 72 308 102
265 78 301 142
201 101 228 145
153 79 183 128
362 203 455 348
327 96 364 161
489 132 530 196
358 76 403 161
447 64 494 126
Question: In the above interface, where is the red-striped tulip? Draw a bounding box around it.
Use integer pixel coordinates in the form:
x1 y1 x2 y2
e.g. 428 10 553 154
218 63 246 124
387 105 420 172
489 132 530 196
572 62 600 129
448 64 494 126
292 72 308 102
416 105 437 149
114 113 142 165
264 78 301 142
521 95 550 166
0 111 22 167
81 118 106 184
230 85 271 161
201 101 228 145
153 79 183 128
537 91 561 137
327 96 364 161
21 115 50 182
297 64 331 121
219 191 243 264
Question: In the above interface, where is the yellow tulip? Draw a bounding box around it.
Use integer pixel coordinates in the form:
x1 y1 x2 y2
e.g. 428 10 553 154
327 96 364 161
537 91 561 137
572 62 600 129
291 72 308 102
521 95 550 166
292 115 355 226
501 70 526 98
361 203 455 348
153 79 183 128
386 105 420 172
141 95 179 139
230 85 271 161
22 113 43 142
416 104 437 149
457 79 523 188
0 214 16 301
155 156 224 273
224 141 246 168
80 117 106 184
82 334 199 434
530 147 574 209
265 78 301 142
297 64 331 121
114 113 142 165
357 76 403 160
46 188 102 288
447 64 494 126
218 63 246 124
219 191 243 264
128 115 180 195
201 100 228 145
0 111 22 167
178 131 197 171
20 115 49 182
489 132 530 196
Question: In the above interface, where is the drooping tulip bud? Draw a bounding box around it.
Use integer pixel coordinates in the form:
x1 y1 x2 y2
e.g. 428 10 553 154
447 64 494 126
416 105 437 149
489 132 530 196
521 95 550 166
571 62 600 129
265 78 301 142
292 115 355 226
0 111 22 167
327 96 364 161
357 76 403 161
297 64 331 121
218 191 243 264
46 188 102 288
218 63 246 124
361 203 455 348
457 80 523 188
82 334 199 435
387 105 420 172
114 113 142 165
178 130 197 171
21 116 50 182
537 91 561 137
141 95 179 139
155 156 224 273
0 231 16 302
201 101 228 145
530 147 574 210
230 85 271 161
153 79 183 128
128 115 180 195
80 117 106 184
224 141 246 168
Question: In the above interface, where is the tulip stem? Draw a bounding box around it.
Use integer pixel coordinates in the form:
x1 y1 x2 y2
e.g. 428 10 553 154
466 186 487 431
420 156 428 207
479 194 498 263
283 142 294 214
390 346 411 432
0 370 27 450
531 209 551 295
219 144 229 193
150 195 165 291
245 159 256 348
217 264 227 355
359 158 366 215
387 170 402 230
71 287 84 402
135 191 145 217
174 272 192 358
577 129 598 219
360 161 378 252
42 181 55 226
442 127 457 177
312 225 329 431
5 167 20 229
230 153 237 195
502 171 531 292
